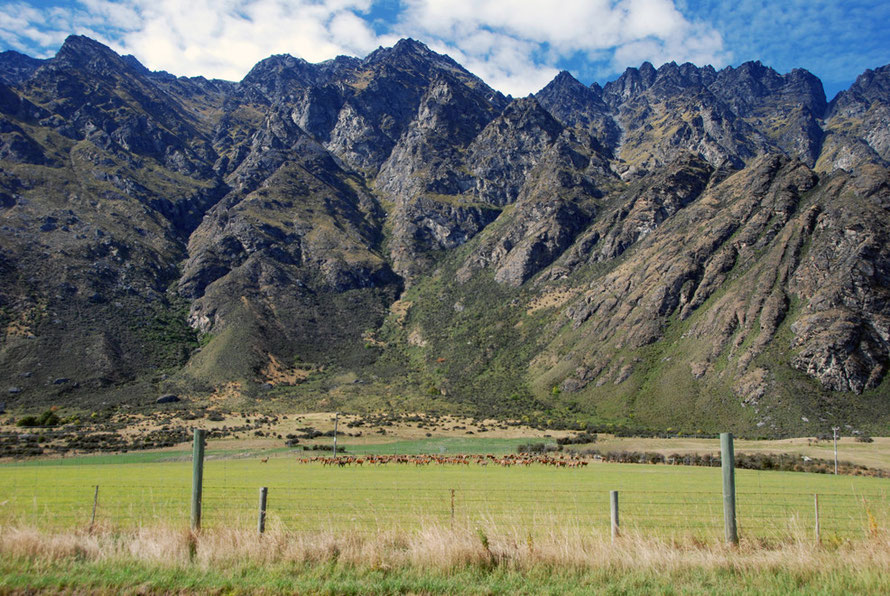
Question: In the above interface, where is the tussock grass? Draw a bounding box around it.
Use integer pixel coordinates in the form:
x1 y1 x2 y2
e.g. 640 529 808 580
3 523 890 593
3 522 889 572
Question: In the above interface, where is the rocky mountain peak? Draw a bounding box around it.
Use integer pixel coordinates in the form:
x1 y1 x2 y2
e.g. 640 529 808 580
0 50 45 84
712 61 826 117
366 37 451 72
650 61 717 91
535 69 617 151
240 54 318 96
392 37 433 54
549 70 584 88
538 70 601 103
52 35 130 72
830 64 890 113
820 64 890 170
369 38 432 60
602 61 657 105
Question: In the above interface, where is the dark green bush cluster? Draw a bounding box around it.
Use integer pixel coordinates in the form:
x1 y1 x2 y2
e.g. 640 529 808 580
556 432 597 445
569 448 888 477
303 444 346 452
516 442 562 454
16 409 61 427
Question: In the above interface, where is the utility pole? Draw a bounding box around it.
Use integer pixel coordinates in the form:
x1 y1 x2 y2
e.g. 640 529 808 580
832 427 839 475
332 412 339 457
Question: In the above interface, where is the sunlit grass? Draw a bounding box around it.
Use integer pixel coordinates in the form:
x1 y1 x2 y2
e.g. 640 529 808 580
1 456 887 540
2 524 889 594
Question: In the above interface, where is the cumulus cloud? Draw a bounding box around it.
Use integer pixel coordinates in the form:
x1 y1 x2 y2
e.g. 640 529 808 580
1 0 729 94
392 0 729 94
116 0 390 80
1 0 385 81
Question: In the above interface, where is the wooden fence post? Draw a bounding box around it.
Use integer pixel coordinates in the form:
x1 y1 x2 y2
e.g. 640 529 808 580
450 488 455 529
721 432 738 545
258 487 268 534
814 493 820 544
90 485 99 529
191 429 206 531
610 490 619 542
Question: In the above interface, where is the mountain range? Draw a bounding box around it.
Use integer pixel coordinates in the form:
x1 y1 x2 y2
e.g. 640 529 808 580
1 35 889 436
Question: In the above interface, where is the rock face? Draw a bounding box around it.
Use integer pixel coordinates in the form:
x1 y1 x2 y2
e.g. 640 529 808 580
0 35 889 435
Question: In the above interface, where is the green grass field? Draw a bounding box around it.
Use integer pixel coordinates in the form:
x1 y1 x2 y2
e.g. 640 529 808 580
3 443 890 594
2 447 888 541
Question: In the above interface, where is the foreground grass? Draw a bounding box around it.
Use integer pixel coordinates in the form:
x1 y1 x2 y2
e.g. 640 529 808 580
1 525 889 594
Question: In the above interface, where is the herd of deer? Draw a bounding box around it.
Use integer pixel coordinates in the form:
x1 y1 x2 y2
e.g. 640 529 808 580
291 453 594 468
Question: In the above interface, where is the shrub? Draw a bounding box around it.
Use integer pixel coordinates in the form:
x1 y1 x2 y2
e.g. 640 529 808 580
557 432 597 446
16 410 61 427
516 442 562 454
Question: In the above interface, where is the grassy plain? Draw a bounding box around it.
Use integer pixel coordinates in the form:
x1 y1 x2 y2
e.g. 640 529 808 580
1 450 888 539
2 432 890 594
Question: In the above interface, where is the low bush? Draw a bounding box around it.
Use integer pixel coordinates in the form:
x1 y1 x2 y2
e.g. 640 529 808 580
556 432 597 446
16 410 61 428
516 442 562 454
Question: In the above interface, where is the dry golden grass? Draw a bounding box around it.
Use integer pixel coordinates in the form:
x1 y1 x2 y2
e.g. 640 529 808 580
2 522 889 574
258 354 314 386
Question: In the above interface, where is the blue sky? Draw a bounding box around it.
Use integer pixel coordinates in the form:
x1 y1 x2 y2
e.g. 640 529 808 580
1 0 888 99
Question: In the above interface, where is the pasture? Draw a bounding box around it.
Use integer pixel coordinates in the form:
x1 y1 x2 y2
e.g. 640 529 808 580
1 448 888 541
3 440 890 594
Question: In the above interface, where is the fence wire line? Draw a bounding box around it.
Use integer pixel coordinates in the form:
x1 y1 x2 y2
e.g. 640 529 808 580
1 483 885 539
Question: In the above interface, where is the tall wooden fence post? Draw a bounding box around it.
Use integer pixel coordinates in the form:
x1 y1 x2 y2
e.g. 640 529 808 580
191 429 206 531
814 493 820 544
721 432 738 545
610 490 620 542
90 485 99 529
258 487 268 534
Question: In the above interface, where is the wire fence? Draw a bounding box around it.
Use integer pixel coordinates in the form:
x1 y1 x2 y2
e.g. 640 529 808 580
1 480 886 541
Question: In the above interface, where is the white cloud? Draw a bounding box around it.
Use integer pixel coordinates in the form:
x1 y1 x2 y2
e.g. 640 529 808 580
392 0 729 95
0 3 74 56
112 0 384 80
1 0 729 95
1 0 384 80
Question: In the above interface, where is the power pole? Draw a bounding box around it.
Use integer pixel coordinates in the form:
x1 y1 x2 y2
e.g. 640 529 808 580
332 412 339 457
832 427 839 475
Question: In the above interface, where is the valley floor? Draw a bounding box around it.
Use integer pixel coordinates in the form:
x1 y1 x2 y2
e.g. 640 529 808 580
3 408 889 474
